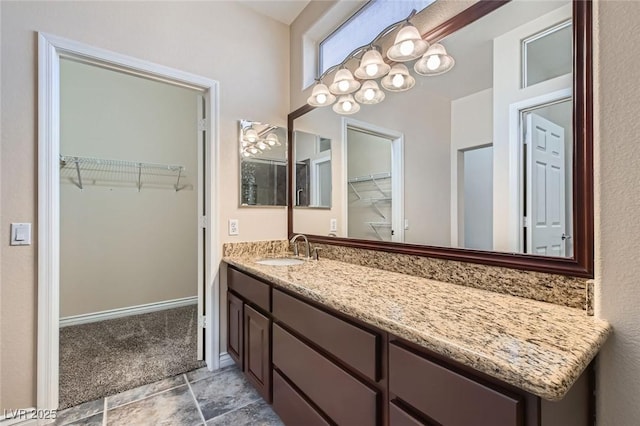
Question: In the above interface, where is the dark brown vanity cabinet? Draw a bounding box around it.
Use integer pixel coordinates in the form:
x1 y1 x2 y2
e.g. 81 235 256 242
226 266 590 426
271 288 384 425
389 343 522 426
226 267 272 402
226 292 243 366
244 304 271 400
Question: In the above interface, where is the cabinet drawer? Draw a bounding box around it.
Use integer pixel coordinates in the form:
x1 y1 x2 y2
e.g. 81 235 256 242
273 324 378 426
273 289 379 381
389 343 522 426
228 267 270 312
272 370 330 426
390 402 427 426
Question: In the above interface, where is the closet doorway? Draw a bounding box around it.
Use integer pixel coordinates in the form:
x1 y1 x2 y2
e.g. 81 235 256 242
38 33 220 411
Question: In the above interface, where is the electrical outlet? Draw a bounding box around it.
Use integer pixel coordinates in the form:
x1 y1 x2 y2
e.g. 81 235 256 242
330 218 337 233
228 219 239 236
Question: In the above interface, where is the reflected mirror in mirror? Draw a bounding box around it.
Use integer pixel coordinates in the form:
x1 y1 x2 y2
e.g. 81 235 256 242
293 130 332 208
239 119 287 206
292 0 576 258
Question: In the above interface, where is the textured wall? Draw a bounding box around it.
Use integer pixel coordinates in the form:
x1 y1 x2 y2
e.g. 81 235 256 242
594 1 640 425
0 0 289 410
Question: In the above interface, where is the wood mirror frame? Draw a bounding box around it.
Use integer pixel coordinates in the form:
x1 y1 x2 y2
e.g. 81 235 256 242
287 0 593 278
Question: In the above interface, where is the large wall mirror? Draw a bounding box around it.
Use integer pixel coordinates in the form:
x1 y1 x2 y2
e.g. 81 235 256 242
288 0 593 277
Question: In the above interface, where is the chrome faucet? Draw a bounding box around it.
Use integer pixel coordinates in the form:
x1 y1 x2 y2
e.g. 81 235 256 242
290 234 310 259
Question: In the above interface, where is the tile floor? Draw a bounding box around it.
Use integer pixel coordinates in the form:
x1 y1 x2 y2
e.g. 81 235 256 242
54 365 284 426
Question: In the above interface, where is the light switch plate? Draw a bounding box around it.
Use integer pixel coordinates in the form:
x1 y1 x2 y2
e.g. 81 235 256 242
228 219 239 236
10 223 32 246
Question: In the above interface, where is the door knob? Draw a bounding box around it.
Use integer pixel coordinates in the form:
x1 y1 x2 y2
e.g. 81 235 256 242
561 233 572 240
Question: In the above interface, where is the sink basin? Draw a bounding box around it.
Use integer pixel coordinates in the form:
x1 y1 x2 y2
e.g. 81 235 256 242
255 257 306 266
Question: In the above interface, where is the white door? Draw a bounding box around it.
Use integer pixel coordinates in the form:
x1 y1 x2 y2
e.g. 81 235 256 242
526 113 566 256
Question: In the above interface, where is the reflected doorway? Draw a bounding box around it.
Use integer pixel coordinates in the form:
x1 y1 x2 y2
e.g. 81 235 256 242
521 98 573 257
462 145 494 251
344 120 404 242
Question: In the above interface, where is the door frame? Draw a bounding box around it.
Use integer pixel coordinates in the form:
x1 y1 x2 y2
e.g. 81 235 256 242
341 118 404 242
37 32 220 411
507 88 571 253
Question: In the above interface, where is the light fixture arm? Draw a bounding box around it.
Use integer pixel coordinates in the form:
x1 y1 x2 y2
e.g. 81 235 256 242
317 9 418 82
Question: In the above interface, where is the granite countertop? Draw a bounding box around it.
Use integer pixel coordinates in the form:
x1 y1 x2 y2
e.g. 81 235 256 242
223 254 611 401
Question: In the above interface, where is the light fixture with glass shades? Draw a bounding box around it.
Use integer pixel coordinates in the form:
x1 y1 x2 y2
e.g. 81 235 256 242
381 64 415 92
354 48 390 79
355 80 385 104
333 94 361 115
308 9 455 115
414 43 455 76
307 82 336 107
329 68 361 95
386 25 429 62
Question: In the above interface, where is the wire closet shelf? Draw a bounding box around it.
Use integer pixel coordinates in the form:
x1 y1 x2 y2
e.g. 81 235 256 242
59 155 188 192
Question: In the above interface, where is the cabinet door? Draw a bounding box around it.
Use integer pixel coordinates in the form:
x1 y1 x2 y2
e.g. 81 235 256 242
244 304 271 402
227 291 243 367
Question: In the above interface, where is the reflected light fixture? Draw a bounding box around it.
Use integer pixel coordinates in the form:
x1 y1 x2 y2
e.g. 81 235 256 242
329 68 360 95
354 48 390 79
381 64 415 92
355 80 385 105
244 128 258 143
415 43 455 76
386 25 429 62
333 94 361 115
265 133 281 146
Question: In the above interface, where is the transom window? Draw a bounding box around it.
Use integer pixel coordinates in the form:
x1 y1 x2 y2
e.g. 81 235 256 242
318 0 436 76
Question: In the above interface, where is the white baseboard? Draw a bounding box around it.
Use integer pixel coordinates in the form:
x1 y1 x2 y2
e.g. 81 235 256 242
59 296 198 327
219 352 235 368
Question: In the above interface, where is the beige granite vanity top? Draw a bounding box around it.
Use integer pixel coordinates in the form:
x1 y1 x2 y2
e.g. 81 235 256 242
223 254 611 401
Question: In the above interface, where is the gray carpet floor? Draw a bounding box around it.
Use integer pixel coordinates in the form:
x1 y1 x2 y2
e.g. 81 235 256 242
59 304 205 409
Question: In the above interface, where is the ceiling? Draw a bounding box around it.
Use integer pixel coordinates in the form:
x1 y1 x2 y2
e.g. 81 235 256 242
238 0 311 25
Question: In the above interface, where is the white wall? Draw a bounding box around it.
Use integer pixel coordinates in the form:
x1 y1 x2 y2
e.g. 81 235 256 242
59 59 198 317
492 4 572 252
0 0 289 409
594 2 640 425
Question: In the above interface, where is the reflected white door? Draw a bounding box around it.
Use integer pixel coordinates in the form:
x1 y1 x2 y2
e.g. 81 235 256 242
526 114 566 256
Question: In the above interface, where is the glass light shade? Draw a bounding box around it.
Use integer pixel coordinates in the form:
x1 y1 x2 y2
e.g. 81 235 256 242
354 80 385 105
414 43 455 76
307 82 336 107
386 25 429 62
332 95 361 115
380 64 415 92
354 49 391 80
244 128 258 143
328 68 360 95
265 133 280 146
